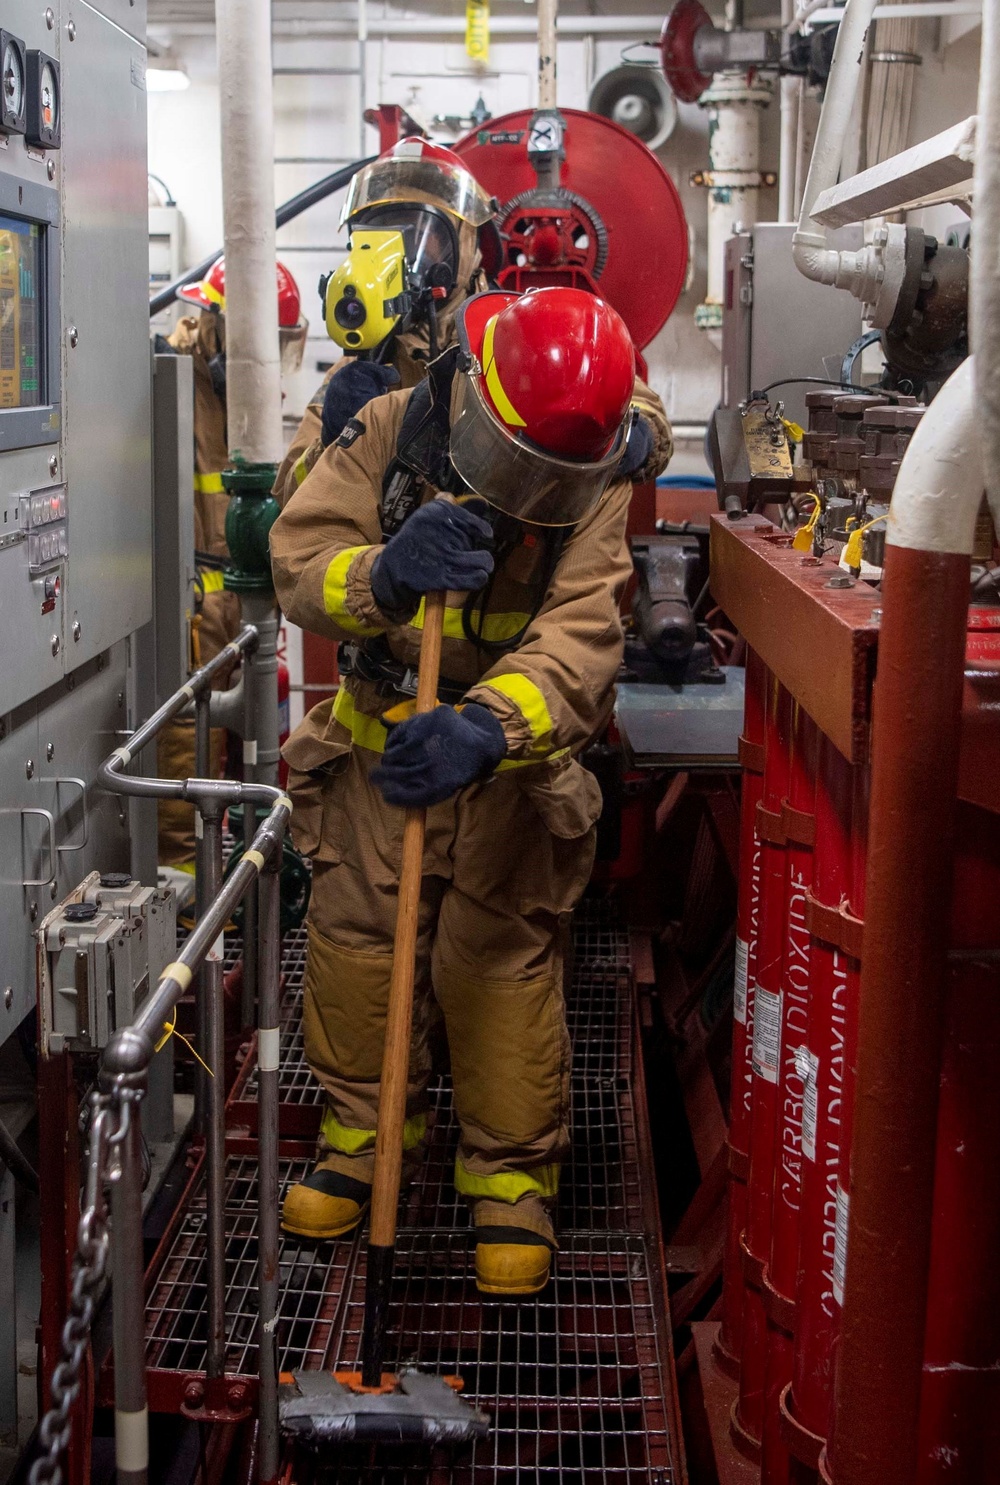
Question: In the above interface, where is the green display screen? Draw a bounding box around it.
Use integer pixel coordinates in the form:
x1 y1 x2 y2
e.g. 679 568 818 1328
0 215 42 409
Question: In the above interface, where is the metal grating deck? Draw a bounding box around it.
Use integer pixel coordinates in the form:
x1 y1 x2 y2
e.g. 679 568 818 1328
132 901 679 1482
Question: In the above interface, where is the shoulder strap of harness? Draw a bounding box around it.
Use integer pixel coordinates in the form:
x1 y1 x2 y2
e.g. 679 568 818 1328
379 347 462 539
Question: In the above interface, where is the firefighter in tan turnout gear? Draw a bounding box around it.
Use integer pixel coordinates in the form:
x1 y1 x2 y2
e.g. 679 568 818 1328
271 287 659 1296
273 136 672 509
157 258 308 883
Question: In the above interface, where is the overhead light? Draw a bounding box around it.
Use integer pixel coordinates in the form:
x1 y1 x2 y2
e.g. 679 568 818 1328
147 67 190 92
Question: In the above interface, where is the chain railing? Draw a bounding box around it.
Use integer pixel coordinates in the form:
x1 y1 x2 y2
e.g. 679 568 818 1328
32 624 291 1485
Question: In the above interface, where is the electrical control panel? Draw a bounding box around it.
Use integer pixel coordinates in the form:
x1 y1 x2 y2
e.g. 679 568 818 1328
0 0 152 1040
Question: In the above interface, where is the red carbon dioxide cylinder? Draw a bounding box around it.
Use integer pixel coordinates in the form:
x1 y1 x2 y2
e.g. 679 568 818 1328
733 676 793 1459
820 763 869 1483
916 803 1000 1481
717 649 767 1376
784 735 854 1474
760 705 818 1485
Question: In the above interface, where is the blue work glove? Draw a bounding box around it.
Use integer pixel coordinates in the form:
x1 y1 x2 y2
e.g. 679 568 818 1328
619 413 654 479
321 360 400 447
373 703 507 807
370 501 494 617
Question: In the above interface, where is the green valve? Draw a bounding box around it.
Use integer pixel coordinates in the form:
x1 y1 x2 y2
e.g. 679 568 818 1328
223 454 280 594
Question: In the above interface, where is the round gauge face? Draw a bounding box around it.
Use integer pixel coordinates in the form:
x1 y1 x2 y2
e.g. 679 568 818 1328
39 60 57 133
2 42 24 121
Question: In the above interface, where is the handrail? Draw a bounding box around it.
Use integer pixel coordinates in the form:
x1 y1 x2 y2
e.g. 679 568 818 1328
34 633 291 1485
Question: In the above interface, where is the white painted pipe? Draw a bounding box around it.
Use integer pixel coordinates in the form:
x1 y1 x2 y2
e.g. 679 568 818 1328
215 0 284 465
972 0 1000 521
171 13 673 38
538 0 558 110
792 0 879 285
804 0 979 23
700 74 773 320
779 0 799 220
887 358 997 556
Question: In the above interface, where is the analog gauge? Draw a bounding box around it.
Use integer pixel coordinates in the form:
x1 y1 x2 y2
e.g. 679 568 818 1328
0 33 26 135
26 50 60 150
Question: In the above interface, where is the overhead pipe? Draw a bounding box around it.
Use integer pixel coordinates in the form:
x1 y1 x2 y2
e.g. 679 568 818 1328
791 0 879 286
972 0 1000 516
829 356 999 1485
215 0 283 465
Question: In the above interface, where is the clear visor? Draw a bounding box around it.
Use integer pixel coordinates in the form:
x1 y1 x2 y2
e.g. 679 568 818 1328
341 156 495 229
353 204 458 286
279 319 308 377
448 369 632 527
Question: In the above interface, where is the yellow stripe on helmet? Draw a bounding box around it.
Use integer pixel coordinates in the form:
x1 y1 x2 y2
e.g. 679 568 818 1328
482 314 526 429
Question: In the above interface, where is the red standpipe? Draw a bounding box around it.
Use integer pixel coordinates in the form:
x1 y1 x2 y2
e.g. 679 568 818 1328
760 705 818 1485
784 734 854 1477
829 546 969 1485
916 802 1000 1481
734 676 793 1459
717 647 768 1376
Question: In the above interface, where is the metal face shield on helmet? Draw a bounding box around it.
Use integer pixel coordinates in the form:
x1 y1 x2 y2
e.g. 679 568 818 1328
448 366 633 527
353 204 459 292
342 155 496 229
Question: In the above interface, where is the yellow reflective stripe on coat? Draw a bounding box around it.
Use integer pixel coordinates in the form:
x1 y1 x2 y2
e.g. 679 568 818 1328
481 673 556 759
453 1160 560 1202
409 597 530 645
322 546 383 636
333 686 390 753
200 569 226 594
293 451 312 488
194 471 226 495
321 1106 426 1156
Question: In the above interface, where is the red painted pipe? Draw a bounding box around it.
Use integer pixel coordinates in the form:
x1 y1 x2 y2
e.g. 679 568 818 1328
717 648 768 1375
829 545 970 1485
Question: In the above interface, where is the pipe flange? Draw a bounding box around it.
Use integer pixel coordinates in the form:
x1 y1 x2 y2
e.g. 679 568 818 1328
866 222 910 330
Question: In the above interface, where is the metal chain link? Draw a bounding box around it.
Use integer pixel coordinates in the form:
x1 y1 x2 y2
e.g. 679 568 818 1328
29 1087 138 1485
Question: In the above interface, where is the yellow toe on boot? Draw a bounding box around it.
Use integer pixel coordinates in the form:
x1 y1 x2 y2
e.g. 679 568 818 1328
475 1235 552 1296
281 1166 371 1241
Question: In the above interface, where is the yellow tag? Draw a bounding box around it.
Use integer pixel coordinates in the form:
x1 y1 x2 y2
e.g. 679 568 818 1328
466 0 489 60
792 494 820 552
843 528 863 569
782 417 806 444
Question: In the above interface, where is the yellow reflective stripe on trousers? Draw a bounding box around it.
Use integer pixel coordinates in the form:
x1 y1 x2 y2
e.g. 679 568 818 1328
322 546 382 636
194 471 225 494
453 1160 560 1202
200 568 226 594
333 686 390 753
321 1106 427 1156
481 673 556 760
409 597 530 645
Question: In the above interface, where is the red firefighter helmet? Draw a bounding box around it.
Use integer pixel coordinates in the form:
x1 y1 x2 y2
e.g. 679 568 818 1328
341 136 496 229
450 287 635 526
179 257 303 328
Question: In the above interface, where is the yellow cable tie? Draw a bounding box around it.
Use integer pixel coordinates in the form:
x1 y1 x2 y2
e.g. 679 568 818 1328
154 1007 214 1077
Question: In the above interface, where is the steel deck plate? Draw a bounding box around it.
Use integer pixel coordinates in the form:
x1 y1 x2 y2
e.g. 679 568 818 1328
129 901 678 1482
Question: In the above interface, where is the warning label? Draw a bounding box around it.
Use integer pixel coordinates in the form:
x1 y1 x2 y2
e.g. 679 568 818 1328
752 986 783 1083
833 1184 850 1305
734 936 749 1025
796 1045 820 1161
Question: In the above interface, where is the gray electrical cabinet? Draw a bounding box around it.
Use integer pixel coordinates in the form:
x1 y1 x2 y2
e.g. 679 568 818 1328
0 0 151 1039
721 222 866 432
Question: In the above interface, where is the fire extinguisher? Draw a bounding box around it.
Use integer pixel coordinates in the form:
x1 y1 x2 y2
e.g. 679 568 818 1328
278 658 290 788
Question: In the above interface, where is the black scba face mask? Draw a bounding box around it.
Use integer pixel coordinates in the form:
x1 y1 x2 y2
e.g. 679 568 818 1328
207 351 227 403
353 203 459 300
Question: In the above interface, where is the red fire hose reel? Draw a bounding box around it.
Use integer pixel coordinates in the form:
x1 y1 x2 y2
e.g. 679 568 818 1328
454 108 689 352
